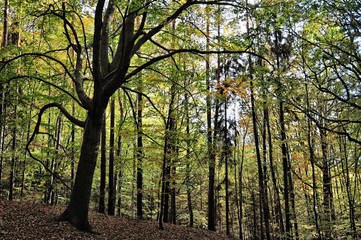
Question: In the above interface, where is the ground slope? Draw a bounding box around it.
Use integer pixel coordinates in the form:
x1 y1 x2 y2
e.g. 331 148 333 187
0 200 235 239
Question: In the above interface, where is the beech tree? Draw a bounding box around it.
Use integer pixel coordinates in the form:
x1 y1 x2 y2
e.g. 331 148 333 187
2 0 359 238
1 0 246 231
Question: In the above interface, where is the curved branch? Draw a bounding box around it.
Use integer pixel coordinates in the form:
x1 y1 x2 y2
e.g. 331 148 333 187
26 103 85 190
290 100 361 145
1 52 92 109
132 0 194 55
125 46 256 81
122 86 166 123
6 75 84 108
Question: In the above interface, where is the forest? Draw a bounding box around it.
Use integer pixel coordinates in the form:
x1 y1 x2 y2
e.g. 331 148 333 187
0 0 360 239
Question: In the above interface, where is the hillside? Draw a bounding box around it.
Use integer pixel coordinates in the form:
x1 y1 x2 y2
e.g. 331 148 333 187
0 200 235 239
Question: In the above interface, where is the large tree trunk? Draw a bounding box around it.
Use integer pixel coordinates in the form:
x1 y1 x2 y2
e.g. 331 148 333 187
59 112 104 231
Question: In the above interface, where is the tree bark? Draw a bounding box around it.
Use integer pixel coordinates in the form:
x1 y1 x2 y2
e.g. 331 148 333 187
280 100 292 239
205 5 216 231
108 98 116 215
98 115 106 214
59 112 104 231
9 85 18 201
265 100 284 237
136 90 143 220
320 126 333 239
250 78 270 240
224 100 230 235
185 93 193 227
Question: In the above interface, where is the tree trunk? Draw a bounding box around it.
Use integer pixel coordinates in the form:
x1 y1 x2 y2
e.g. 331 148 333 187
0 0 9 196
116 94 124 217
9 86 18 201
185 93 194 227
159 84 177 228
21 101 33 198
265 100 284 237
339 136 356 237
287 148 299 239
320 126 333 239
250 78 270 240
71 102 75 188
224 101 230 235
59 112 104 231
136 91 143 219
206 4 216 231
280 100 292 239
98 115 106 214
9 120 16 201
238 122 248 240
2 0 8 47
108 98 115 215
305 84 321 237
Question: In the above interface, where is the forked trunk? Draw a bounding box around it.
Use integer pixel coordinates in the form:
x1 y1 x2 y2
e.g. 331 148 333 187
58 113 104 231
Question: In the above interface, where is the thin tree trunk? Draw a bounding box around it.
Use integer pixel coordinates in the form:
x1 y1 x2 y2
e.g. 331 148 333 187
170 152 177 224
238 122 248 240
159 85 176 229
108 97 115 215
71 102 75 188
9 86 18 201
185 93 194 227
206 4 216 231
116 93 124 217
2 0 8 48
49 115 63 205
320 125 333 239
0 90 5 197
98 115 106 214
0 0 9 196
265 101 284 237
250 78 270 239
9 115 16 201
136 90 143 219
131 139 136 217
280 100 292 239
305 84 321 238
224 100 230 235
339 136 356 237
261 89 272 238
21 104 33 198
287 147 299 239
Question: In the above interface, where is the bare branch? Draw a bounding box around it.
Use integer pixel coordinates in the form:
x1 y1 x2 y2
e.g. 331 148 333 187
125 46 256 80
6 75 84 108
26 103 86 190
122 86 166 123
1 52 92 109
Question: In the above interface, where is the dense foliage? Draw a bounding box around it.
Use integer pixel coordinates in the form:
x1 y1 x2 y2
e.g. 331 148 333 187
0 0 360 239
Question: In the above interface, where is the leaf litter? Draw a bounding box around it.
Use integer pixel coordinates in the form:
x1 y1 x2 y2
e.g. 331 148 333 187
0 200 236 239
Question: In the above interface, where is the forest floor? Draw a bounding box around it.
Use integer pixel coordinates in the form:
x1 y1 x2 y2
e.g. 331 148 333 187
0 200 236 239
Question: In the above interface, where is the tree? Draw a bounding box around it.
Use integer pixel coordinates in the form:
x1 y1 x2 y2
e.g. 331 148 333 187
0 0 244 231
108 97 116 215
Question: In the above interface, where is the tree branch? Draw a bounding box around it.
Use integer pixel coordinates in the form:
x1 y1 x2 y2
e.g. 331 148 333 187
26 103 86 190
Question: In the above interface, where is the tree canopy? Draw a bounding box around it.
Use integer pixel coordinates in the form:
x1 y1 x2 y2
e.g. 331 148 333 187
1 0 360 239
